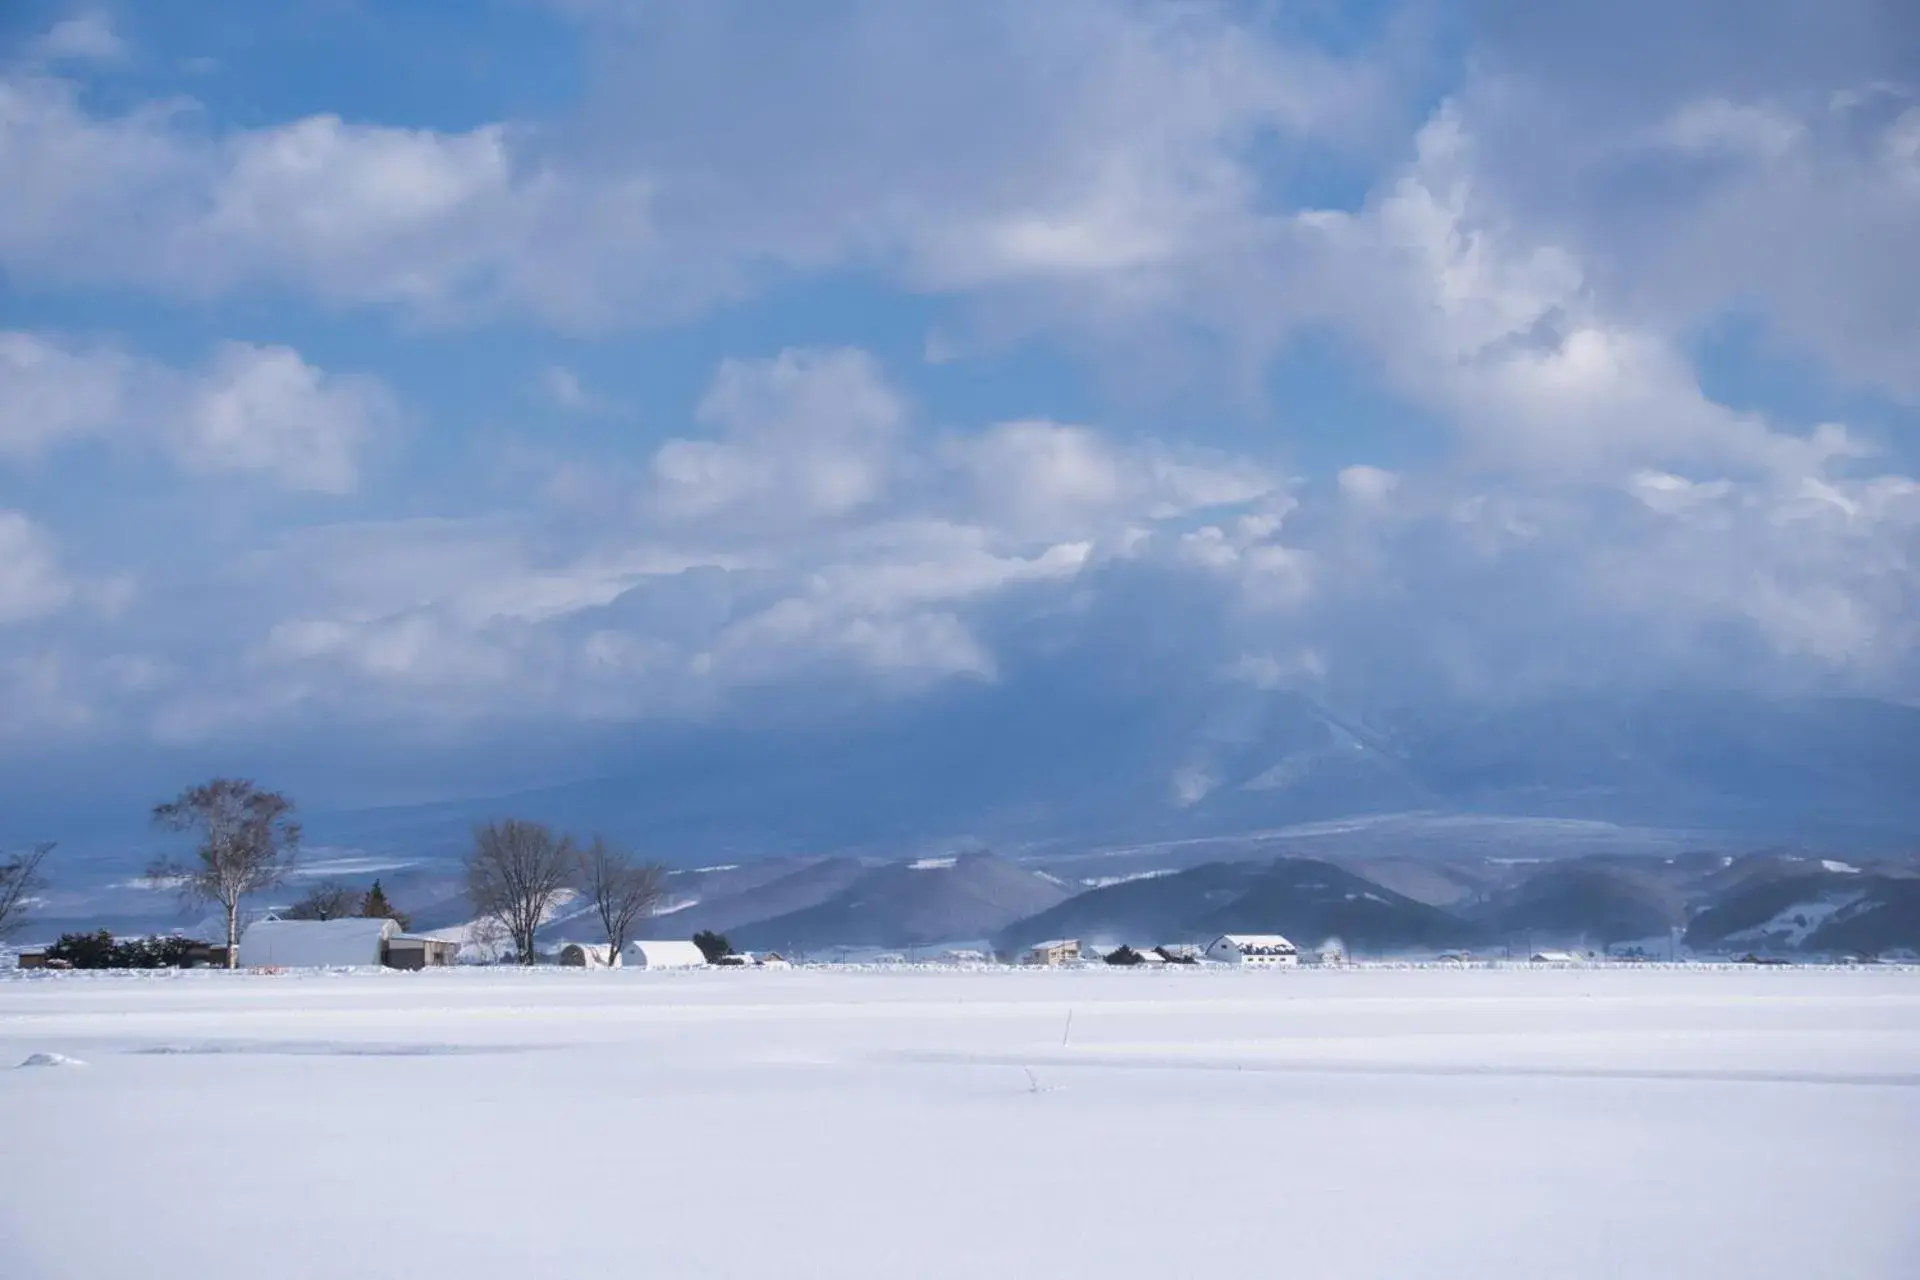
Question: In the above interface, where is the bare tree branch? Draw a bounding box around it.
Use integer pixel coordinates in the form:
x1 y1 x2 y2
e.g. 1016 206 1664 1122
577 837 667 964
0 842 55 941
152 779 300 969
465 819 573 965
284 879 356 921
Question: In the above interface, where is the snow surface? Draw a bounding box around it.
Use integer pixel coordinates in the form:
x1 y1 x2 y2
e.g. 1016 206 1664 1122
1729 894 1866 948
2 967 1917 1279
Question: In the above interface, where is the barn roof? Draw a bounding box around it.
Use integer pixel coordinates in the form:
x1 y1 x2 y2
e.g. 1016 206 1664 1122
620 939 708 968
236 917 400 968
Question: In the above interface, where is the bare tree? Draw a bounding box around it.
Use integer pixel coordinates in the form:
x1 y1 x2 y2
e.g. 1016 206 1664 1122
577 837 667 965
466 819 573 964
151 779 300 969
284 879 356 921
0 842 55 940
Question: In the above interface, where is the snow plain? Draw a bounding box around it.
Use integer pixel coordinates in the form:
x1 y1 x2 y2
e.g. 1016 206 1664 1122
3 966 1917 1279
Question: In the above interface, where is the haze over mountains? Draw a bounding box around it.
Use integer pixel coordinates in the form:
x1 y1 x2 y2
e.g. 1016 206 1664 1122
280 685 1920 862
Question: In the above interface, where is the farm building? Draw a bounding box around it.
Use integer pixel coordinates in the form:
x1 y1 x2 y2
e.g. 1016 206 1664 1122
559 943 614 967
237 917 400 968
384 935 459 969
1023 939 1082 966
1205 934 1299 967
620 939 708 969
1529 950 1583 965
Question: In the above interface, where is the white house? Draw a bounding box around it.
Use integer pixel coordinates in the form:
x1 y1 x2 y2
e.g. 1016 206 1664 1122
1205 934 1299 967
620 939 708 969
237 917 400 969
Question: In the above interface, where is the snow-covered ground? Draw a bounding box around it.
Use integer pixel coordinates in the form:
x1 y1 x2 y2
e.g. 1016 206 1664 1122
3 966 1916 1279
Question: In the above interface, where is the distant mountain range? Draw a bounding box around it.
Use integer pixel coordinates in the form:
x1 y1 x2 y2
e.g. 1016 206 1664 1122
16 844 1920 960
11 682 1920 955
640 848 1920 960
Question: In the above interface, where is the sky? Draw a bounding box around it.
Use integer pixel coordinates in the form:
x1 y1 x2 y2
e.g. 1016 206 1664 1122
0 0 1917 817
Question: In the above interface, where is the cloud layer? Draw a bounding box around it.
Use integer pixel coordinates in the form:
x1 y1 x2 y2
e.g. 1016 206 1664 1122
0 2 1913 786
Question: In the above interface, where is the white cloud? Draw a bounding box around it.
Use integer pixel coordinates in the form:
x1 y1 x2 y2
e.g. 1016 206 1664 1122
0 1 1391 327
0 512 72 624
0 332 397 492
0 330 133 458
30 13 128 65
540 365 606 414
650 348 906 526
1338 465 1400 506
0 75 655 324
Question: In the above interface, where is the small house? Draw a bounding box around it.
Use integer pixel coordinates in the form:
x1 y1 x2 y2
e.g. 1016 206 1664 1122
1205 934 1299 967
1529 950 1582 965
1024 939 1082 966
559 942 614 968
620 939 708 969
237 917 400 968
758 952 792 969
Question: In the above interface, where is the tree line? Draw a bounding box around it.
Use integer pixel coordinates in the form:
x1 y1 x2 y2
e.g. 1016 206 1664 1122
5 777 677 969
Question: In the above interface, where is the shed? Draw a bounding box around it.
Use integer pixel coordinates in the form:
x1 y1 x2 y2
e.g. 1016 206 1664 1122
237 917 400 968
620 939 708 969
1205 934 1299 967
384 935 459 970
758 952 792 969
16 949 48 970
1529 950 1583 965
559 942 614 968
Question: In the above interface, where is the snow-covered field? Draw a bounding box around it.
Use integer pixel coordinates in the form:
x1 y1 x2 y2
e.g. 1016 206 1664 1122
3 966 1917 1278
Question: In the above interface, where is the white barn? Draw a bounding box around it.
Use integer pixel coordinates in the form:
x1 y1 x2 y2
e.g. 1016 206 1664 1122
620 939 708 969
237 917 400 969
1205 934 1299 967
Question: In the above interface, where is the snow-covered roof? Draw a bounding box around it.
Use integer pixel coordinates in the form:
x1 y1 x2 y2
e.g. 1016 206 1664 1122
1212 934 1297 952
237 917 399 968
1029 939 1080 951
620 939 707 968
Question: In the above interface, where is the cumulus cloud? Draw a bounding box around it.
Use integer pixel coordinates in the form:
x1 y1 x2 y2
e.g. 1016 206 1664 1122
651 348 907 527
95 347 1282 734
0 512 73 624
29 13 127 65
0 332 397 492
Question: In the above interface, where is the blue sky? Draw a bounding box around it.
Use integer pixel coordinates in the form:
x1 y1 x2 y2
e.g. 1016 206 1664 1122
1 0 1916 815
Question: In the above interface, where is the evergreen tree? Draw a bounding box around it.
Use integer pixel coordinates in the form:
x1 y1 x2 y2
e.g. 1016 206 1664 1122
359 880 411 930
692 930 733 963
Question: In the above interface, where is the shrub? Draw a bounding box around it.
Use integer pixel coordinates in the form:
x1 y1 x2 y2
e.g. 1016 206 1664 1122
44 930 203 969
